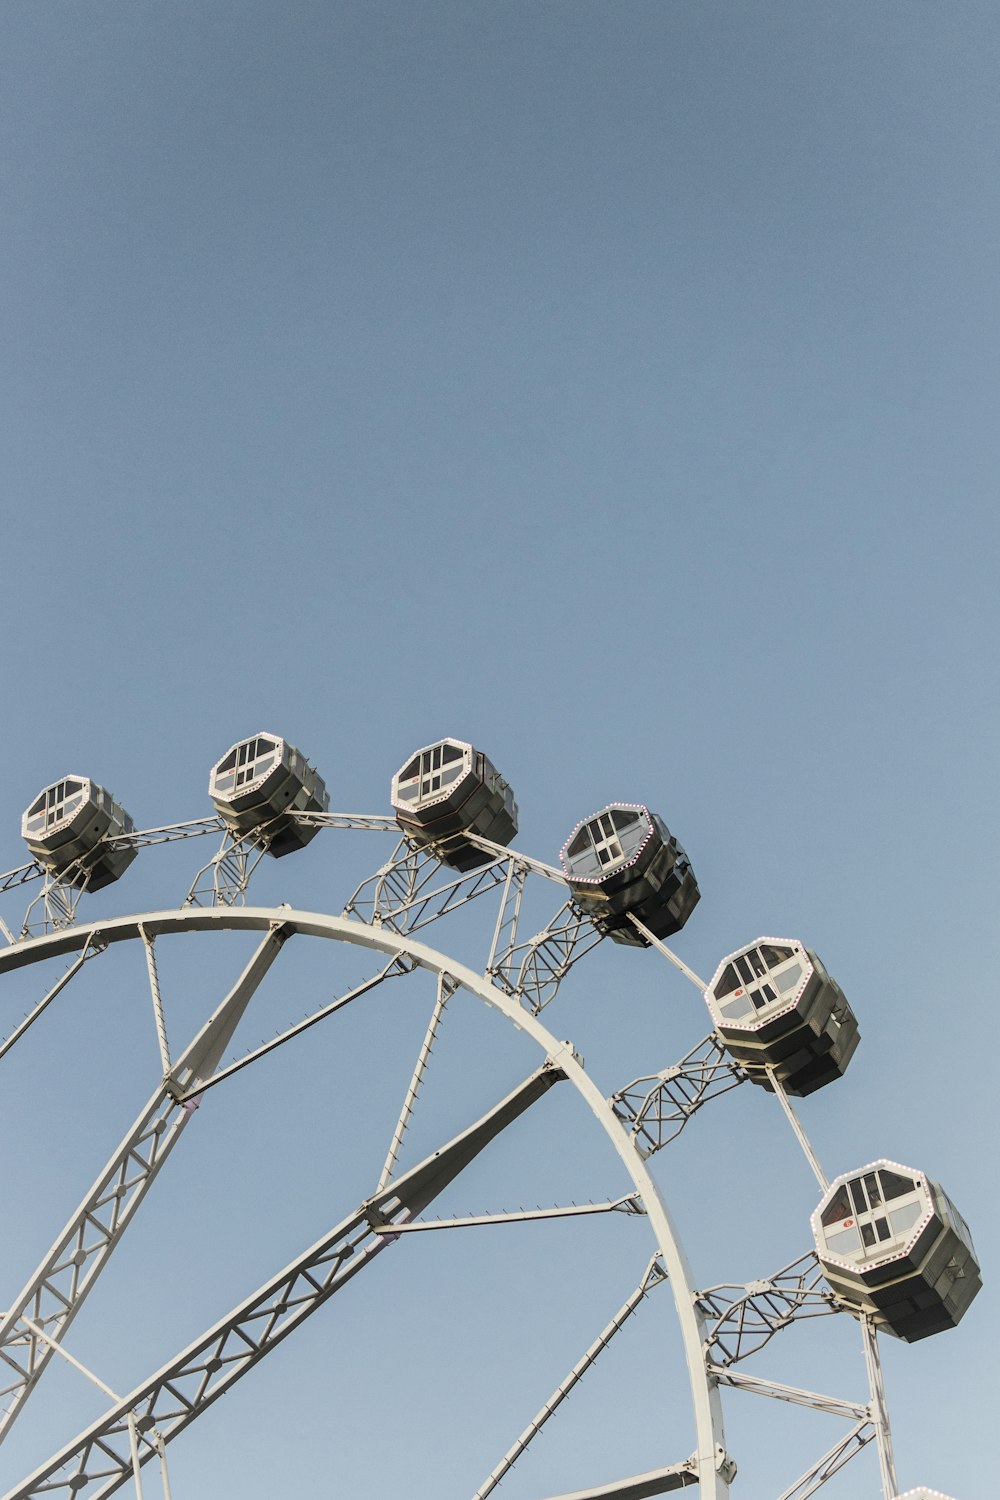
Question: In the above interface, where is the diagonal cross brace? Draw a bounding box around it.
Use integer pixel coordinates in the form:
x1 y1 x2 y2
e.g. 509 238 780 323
0 924 292 1441
2 1060 566 1500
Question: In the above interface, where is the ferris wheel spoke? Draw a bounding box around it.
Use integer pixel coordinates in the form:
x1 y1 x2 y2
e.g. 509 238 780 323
139 928 171 1075
536 1463 700 1497
0 936 107 1066
174 954 407 1104
375 969 455 1193
380 1194 642 1233
772 1419 875 1500
0 924 292 1443
469 1256 669 1500
1 1062 567 1500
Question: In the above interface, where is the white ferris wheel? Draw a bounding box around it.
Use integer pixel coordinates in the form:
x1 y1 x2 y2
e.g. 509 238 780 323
0 734 980 1500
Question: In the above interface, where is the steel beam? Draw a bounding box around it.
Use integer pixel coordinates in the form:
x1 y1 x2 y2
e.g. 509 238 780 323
0 924 291 1440
1 1062 566 1500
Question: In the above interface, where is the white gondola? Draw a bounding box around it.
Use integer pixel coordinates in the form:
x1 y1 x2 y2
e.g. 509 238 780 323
704 937 859 1096
21 778 136 890
812 1162 981 1342
209 734 328 856
559 804 699 947
391 739 517 871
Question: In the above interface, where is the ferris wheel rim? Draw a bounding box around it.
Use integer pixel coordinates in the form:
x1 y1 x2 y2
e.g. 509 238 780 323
0 904 730 1497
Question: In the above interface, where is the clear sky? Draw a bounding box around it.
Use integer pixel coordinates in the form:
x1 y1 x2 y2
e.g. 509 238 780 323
0 3 996 1497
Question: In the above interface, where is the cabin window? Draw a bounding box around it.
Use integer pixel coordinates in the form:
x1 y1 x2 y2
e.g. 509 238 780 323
25 779 87 835
215 738 279 794
712 942 808 1020
565 809 644 877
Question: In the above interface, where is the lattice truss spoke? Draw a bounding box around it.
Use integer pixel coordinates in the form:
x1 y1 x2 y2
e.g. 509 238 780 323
1 1063 568 1500
0 922 411 1442
0 924 292 1439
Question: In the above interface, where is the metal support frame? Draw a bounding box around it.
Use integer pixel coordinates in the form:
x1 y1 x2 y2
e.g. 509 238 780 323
861 1314 897 1500
0 925 291 1440
611 1034 745 1156
8 1318 172 1500
376 969 455 1192
2 1063 567 1500
184 830 272 907
346 834 600 1012
536 1463 699 1498
763 1066 830 1192
470 1257 670 1500
713 1369 869 1421
344 837 509 933
1 821 227 940
0 813 396 937
697 1252 839 1367
20 866 94 938
713 1369 877 1500
173 956 407 1104
0 935 107 1065
0 910 734 1500
773 1421 875 1500
380 1196 642 1233
488 898 603 1014
0 788 920 1499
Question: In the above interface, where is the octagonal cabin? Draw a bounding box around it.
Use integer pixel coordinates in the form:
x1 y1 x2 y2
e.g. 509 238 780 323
704 938 859 1096
21 778 136 891
391 739 517 871
209 734 329 856
812 1162 981 1343
560 805 699 947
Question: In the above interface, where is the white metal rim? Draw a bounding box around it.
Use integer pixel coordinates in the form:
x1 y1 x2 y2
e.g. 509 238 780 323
0 906 729 1498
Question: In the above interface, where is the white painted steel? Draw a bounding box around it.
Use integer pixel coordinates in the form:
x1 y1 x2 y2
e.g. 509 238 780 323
0 926 290 1440
538 1464 698 1498
0 907 730 1498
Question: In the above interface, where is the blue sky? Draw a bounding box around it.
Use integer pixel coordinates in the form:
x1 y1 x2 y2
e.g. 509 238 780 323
0 4 996 1497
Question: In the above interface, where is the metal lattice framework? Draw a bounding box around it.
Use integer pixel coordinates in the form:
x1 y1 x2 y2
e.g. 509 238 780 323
0 799 946 1499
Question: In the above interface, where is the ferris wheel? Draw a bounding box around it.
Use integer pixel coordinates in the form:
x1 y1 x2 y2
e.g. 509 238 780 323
0 735 980 1500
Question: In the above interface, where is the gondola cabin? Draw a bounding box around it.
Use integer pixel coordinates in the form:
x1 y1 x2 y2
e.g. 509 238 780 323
559 805 699 947
21 778 136 890
704 938 859 1096
209 734 329 856
812 1162 981 1342
391 739 517 871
